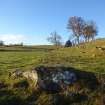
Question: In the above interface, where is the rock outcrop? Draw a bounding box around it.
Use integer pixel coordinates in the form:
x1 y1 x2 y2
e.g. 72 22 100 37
35 66 77 91
10 66 99 93
23 70 38 87
18 66 77 91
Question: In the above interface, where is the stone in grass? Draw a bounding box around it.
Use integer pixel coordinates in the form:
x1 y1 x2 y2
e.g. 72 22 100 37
9 69 23 79
22 70 38 87
36 66 77 92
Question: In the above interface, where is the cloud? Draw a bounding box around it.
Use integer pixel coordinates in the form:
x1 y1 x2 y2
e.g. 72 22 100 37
0 34 27 44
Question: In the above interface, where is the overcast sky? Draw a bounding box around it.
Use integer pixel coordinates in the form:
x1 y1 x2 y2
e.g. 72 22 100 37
0 0 105 45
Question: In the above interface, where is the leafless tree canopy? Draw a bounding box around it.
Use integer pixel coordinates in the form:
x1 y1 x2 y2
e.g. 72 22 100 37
47 31 62 46
67 16 98 44
67 16 85 44
83 21 98 42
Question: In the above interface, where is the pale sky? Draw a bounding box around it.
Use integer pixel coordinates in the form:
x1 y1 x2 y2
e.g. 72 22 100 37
0 0 105 45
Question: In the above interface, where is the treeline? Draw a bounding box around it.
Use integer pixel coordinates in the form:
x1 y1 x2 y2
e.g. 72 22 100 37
47 16 98 46
0 41 24 46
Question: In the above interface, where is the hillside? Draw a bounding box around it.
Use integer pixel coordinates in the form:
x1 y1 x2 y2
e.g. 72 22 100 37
44 39 105 73
0 38 105 105
0 39 105 82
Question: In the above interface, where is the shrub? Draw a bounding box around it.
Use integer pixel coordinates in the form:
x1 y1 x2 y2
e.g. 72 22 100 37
65 40 72 47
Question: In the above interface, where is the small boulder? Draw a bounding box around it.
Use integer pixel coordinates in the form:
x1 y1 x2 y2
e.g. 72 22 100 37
9 69 23 79
22 70 38 86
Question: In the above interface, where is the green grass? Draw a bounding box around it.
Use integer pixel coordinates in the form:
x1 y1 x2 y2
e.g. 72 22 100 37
0 39 105 82
0 39 105 105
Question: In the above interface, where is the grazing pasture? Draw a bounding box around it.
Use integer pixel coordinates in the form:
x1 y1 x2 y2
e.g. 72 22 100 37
0 39 105 105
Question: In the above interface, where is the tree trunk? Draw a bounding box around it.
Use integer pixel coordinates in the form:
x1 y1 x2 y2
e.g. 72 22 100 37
77 36 79 44
85 37 87 42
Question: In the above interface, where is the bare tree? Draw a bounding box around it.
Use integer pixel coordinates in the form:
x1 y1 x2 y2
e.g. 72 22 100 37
47 31 62 46
83 21 98 42
67 16 85 44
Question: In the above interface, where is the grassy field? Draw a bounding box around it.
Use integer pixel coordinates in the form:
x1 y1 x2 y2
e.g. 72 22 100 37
0 39 105 105
0 39 105 73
